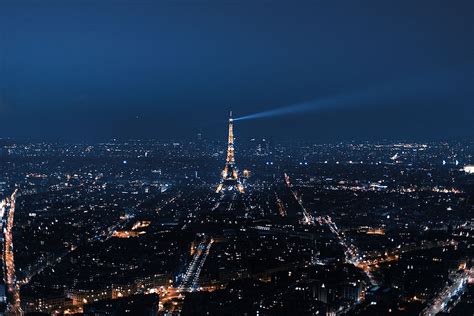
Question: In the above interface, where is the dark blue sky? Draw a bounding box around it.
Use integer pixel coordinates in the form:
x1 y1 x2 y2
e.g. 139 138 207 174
1 0 473 141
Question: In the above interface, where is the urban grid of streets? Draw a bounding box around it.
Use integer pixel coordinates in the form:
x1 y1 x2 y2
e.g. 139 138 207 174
0 139 473 315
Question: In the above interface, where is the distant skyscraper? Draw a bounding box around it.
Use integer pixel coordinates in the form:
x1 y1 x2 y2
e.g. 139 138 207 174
216 112 244 193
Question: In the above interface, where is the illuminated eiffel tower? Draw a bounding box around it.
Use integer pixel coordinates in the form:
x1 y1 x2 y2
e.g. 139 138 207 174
216 112 244 193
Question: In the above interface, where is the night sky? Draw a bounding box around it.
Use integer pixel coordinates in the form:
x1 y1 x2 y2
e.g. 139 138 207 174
1 1 473 142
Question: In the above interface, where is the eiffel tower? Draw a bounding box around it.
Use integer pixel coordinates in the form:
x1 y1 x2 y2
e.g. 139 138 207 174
216 112 244 193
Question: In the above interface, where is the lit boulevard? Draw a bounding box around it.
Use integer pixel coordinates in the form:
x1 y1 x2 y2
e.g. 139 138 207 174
2 190 23 315
421 265 473 316
179 238 214 292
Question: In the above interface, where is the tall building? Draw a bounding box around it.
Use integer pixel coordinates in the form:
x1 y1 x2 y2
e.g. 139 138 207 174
216 112 244 193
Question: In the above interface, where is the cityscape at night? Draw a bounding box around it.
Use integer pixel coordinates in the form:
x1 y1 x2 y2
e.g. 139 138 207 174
1 1 474 316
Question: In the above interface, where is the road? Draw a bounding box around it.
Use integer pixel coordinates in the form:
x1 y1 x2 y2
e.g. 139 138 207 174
357 240 456 273
179 238 214 292
2 189 23 315
420 266 472 316
284 173 314 225
320 215 377 286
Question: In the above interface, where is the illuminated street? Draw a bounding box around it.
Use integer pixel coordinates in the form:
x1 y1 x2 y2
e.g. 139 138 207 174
1 190 22 315
179 238 214 292
421 266 473 316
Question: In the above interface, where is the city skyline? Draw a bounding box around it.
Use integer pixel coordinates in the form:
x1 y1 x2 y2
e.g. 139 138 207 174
0 135 472 315
0 1 473 316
